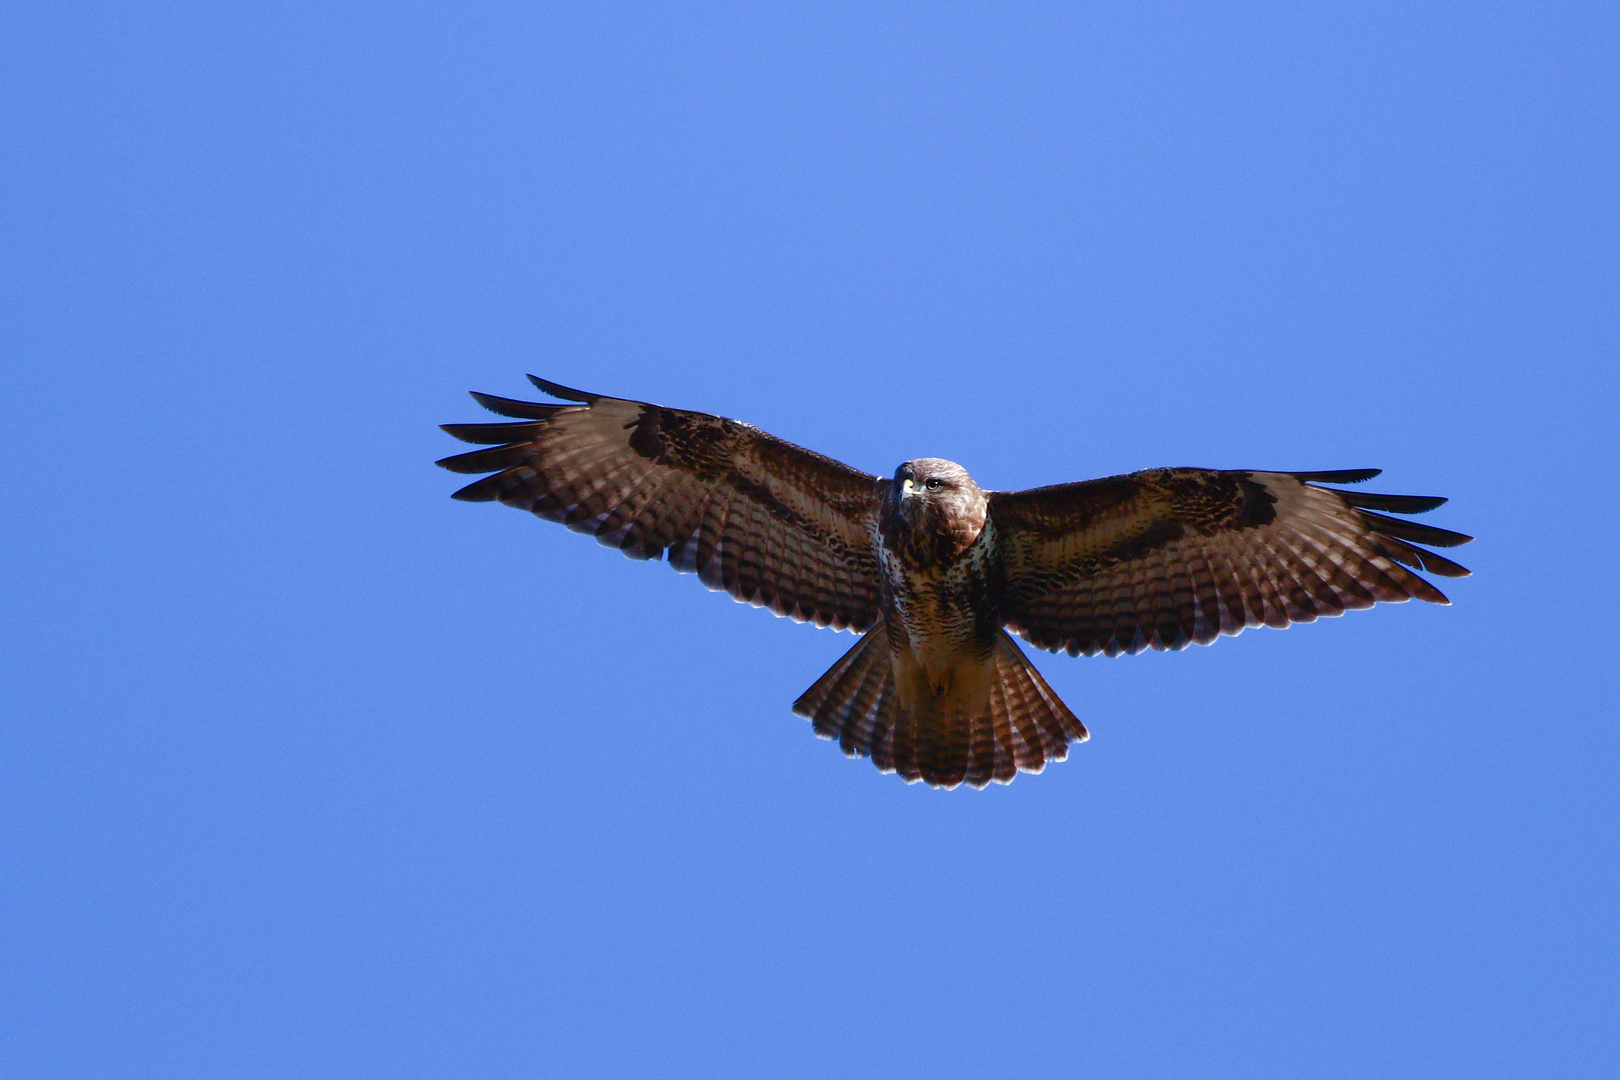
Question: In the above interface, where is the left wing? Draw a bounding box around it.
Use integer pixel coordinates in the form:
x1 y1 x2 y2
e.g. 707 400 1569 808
990 468 1471 656
437 377 885 632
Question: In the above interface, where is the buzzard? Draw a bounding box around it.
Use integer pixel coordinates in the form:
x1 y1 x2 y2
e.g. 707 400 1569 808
439 377 1471 789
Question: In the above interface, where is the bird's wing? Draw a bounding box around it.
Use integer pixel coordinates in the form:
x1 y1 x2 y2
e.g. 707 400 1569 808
989 468 1471 656
438 377 885 632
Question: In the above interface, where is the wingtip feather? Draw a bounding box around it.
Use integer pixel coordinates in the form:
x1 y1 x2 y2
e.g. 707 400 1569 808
1292 468 1382 484
526 375 596 402
1330 490 1449 514
468 391 566 419
448 476 502 501
1357 508 1473 548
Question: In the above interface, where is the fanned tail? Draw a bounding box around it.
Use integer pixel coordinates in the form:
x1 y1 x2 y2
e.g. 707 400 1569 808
792 624 1087 789
792 623 901 767
986 630 1088 783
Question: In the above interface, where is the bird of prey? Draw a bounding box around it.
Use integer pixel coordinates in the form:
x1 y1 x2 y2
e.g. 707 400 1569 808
439 377 1471 789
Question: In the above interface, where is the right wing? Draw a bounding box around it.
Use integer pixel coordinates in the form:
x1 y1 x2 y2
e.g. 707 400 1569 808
438 377 885 632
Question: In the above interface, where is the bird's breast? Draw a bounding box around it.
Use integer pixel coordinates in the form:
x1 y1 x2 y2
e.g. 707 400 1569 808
874 523 1001 673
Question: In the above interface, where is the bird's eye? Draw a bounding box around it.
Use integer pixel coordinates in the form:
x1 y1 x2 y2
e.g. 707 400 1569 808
925 478 941 490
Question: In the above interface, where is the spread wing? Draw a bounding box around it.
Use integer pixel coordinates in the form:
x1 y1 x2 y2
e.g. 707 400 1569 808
990 468 1472 657
437 377 885 632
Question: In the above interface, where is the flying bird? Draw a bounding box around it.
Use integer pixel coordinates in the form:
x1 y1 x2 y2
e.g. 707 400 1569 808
439 377 1471 789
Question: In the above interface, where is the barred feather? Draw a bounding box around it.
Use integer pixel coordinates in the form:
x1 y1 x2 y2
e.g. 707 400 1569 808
793 623 1086 789
991 468 1471 658
438 380 886 632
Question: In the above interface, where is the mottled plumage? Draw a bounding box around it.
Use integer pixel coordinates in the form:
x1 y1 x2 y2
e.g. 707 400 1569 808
439 378 1472 788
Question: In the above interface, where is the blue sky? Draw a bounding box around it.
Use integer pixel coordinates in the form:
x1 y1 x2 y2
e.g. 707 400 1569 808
3 3 1616 1077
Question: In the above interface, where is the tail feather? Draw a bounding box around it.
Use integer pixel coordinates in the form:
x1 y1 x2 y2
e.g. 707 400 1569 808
967 707 1001 789
793 625 888 737
1004 635 1088 753
904 699 972 789
991 634 1086 769
792 623 1088 789
839 641 896 760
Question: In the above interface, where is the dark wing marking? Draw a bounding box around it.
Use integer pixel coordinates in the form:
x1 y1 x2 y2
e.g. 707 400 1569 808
990 468 1472 657
438 377 885 632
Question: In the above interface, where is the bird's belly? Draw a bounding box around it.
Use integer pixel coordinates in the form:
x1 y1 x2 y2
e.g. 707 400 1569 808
886 598 995 722
885 576 995 700
892 590 977 657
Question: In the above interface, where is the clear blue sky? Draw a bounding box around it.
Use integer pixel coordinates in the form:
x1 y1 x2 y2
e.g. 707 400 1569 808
3 3 1616 1077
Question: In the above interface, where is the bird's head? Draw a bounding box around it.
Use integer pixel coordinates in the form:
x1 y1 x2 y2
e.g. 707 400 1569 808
887 459 989 558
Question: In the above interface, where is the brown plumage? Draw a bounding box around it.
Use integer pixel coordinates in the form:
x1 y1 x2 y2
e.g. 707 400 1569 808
439 377 1472 789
